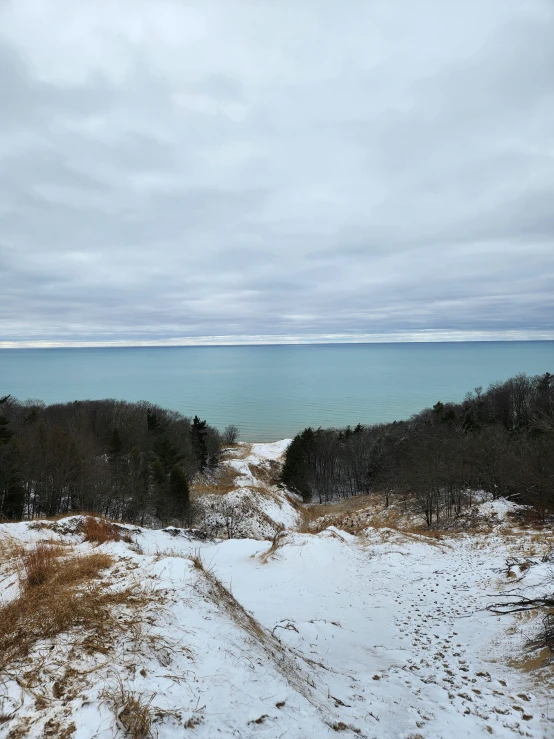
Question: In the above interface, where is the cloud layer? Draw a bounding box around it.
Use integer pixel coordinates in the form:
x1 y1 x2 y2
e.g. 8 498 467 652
1 0 553 346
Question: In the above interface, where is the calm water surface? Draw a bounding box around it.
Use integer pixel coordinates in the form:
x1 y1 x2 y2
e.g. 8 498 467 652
0 343 552 441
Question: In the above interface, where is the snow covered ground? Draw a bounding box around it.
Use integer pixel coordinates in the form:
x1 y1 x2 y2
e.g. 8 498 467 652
1 446 553 738
194 440 301 539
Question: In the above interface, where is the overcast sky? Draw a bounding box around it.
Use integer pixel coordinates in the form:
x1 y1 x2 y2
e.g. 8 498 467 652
1 0 553 347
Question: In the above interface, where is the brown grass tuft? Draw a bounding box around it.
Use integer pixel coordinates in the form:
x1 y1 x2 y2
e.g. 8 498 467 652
0 548 122 671
248 459 281 486
81 516 132 544
189 549 205 571
0 537 26 567
101 677 154 739
20 543 64 588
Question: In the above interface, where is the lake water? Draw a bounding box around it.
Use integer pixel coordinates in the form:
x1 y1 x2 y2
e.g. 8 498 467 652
0 342 552 441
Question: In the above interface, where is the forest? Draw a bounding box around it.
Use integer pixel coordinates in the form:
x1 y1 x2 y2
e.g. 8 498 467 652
0 397 226 525
282 372 554 524
2 371 553 528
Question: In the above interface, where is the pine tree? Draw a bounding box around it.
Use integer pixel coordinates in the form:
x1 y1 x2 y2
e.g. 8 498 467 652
0 396 13 446
153 436 183 473
191 416 208 471
169 465 190 523
109 427 123 456
0 397 23 520
147 408 162 434
150 457 168 523
3 463 24 520
151 457 166 487
281 428 316 501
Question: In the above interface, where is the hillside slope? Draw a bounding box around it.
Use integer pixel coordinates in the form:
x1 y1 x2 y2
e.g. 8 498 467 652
192 440 301 539
0 444 553 738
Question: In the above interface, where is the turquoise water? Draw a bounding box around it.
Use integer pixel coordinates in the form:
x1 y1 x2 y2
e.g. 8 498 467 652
0 342 552 441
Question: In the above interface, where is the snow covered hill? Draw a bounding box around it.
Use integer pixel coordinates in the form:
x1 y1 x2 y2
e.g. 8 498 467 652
192 441 301 539
1 444 553 738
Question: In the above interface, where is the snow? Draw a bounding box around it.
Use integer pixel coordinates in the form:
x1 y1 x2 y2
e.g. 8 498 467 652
225 440 292 487
196 439 300 538
1 444 553 738
249 439 293 461
478 498 521 520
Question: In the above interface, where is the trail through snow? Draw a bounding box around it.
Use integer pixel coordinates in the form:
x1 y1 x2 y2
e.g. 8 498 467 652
0 443 552 738
204 526 551 738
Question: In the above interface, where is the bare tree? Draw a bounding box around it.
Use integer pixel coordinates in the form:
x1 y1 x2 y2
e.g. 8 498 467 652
223 425 240 446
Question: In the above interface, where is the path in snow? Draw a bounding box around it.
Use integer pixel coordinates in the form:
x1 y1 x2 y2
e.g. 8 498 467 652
205 524 550 738
0 442 552 738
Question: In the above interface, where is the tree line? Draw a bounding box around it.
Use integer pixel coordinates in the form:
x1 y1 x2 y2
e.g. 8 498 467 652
0 396 226 525
282 372 554 524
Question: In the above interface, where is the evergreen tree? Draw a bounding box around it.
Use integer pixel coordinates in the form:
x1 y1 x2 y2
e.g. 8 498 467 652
281 428 316 501
0 403 24 520
153 436 183 473
191 416 208 471
147 408 162 434
0 396 13 446
127 445 150 525
109 427 123 456
150 457 168 522
169 465 190 523
151 457 166 487
3 459 24 520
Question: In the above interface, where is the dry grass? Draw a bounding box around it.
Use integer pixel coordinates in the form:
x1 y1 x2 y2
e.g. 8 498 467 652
0 537 26 567
189 549 203 570
190 466 240 497
298 495 382 534
19 542 64 587
81 516 132 544
299 494 471 541
101 677 155 739
0 545 142 672
506 507 552 528
248 460 281 486
370 518 447 541
259 531 287 564
221 443 251 461
1 532 167 736
190 449 282 498
516 532 554 559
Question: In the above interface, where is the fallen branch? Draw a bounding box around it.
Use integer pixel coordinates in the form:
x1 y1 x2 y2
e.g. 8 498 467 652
486 595 554 615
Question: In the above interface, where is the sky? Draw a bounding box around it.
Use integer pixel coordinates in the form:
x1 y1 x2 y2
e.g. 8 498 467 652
1 0 553 348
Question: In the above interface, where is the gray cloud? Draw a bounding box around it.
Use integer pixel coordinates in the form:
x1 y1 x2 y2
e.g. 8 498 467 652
0 0 553 347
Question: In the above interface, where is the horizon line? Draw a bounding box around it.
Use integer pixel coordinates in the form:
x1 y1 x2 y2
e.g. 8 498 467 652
1 330 554 349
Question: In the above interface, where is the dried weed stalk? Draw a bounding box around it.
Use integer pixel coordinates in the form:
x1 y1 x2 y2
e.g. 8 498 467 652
101 675 155 739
